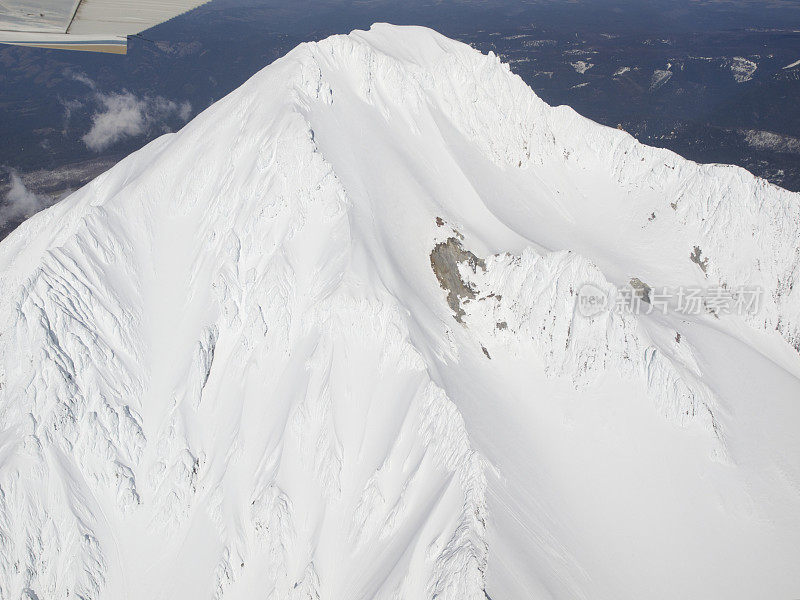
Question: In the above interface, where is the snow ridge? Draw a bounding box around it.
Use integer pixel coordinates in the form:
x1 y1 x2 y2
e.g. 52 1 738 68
461 248 722 440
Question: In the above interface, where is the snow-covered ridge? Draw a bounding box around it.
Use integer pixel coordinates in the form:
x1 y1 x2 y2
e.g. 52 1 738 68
294 25 800 354
0 23 799 600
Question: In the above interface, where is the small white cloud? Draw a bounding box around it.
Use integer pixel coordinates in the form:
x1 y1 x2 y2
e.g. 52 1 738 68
68 70 98 91
83 92 147 152
83 91 192 152
66 72 192 153
1 171 46 228
60 98 85 134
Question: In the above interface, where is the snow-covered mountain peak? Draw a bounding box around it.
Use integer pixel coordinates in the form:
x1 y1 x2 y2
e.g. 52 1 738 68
1 23 799 600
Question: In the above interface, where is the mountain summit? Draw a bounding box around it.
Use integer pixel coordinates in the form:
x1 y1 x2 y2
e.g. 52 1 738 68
1 24 799 600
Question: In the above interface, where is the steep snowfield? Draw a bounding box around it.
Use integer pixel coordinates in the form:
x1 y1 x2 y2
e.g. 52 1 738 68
0 24 799 600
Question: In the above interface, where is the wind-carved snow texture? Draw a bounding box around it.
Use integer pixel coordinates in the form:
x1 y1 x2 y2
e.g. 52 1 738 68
448 240 723 449
0 23 799 600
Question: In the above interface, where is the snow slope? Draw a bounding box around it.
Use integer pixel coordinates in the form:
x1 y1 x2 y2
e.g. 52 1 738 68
0 23 799 600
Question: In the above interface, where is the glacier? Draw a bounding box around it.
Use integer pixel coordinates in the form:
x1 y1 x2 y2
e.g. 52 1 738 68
0 23 799 600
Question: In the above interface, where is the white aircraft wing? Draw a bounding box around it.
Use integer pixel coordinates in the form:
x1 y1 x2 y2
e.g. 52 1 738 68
0 0 209 54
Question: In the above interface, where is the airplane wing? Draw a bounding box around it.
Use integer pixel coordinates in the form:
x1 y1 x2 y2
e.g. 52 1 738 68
0 0 209 54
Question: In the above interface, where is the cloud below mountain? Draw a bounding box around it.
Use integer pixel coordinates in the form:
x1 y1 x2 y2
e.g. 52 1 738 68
1 170 45 228
67 72 192 152
82 91 192 152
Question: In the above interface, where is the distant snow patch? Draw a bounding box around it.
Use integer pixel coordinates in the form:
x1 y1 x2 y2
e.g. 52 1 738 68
154 40 202 57
783 58 800 70
742 129 800 154
730 57 757 82
571 61 594 74
524 39 556 48
613 66 631 77
650 69 673 91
